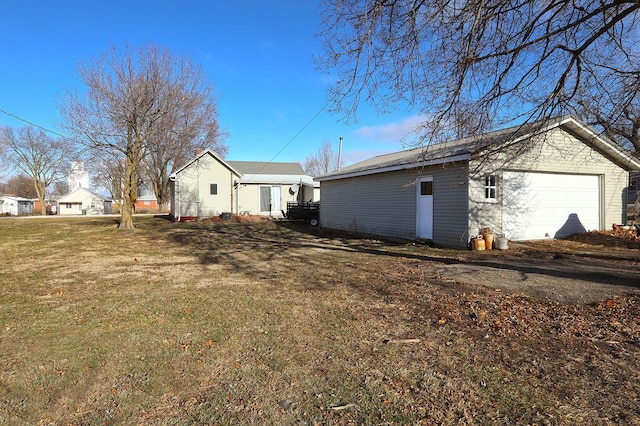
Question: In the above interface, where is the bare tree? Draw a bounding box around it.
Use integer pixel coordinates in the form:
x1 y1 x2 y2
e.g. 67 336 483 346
317 1 640 142
88 149 127 206
145 103 227 212
1 126 75 215
303 140 340 177
0 174 38 198
61 44 223 228
572 81 640 152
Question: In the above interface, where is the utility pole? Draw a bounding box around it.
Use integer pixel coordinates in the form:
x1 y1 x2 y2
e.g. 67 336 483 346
338 136 343 171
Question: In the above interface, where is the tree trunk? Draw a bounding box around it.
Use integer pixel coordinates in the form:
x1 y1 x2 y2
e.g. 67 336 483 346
160 198 170 213
33 179 47 216
119 156 138 229
39 197 47 216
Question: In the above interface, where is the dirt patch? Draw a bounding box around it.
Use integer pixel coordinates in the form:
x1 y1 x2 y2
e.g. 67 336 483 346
199 213 271 223
302 224 640 305
422 232 640 305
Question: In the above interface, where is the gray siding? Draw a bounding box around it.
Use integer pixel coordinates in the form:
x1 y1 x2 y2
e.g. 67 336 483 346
432 164 471 247
320 163 470 247
320 169 417 240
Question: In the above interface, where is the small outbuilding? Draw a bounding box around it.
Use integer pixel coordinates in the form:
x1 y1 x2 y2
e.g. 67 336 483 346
0 196 33 216
57 188 113 215
316 116 640 248
169 149 318 221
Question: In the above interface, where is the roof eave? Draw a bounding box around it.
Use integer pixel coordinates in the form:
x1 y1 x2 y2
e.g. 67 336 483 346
315 153 471 181
560 118 640 170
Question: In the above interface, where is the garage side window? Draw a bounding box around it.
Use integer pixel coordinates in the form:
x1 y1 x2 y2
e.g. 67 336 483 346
210 183 218 195
484 175 497 202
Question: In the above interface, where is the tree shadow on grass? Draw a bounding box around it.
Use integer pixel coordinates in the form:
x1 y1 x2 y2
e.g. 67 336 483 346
162 219 640 295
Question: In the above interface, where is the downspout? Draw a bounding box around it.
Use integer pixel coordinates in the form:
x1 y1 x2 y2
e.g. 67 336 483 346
234 179 239 214
230 173 234 214
196 158 200 219
176 179 181 222
170 176 181 222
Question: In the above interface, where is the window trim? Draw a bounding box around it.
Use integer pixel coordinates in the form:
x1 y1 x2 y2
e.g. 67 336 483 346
420 180 433 196
484 175 498 202
210 183 218 196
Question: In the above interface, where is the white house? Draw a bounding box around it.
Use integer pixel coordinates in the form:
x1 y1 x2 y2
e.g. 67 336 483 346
0 196 33 216
170 149 318 221
57 188 113 215
316 116 640 248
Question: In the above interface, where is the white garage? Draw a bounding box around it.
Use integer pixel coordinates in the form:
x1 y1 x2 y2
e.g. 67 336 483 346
502 172 600 240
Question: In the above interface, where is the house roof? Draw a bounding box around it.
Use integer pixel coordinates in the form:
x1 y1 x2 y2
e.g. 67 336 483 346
171 148 242 177
58 187 111 203
0 196 32 202
238 174 317 186
170 149 314 184
316 116 640 181
227 161 305 175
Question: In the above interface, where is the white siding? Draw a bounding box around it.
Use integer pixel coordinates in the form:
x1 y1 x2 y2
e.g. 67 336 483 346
469 127 629 237
57 188 109 215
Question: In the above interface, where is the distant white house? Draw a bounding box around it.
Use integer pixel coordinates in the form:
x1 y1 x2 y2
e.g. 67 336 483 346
0 196 33 216
57 188 113 215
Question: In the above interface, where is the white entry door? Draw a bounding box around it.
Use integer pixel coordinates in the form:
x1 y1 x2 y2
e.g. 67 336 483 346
416 177 433 239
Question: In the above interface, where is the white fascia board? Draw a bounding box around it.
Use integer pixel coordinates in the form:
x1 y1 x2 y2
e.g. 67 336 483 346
238 174 315 185
563 118 640 170
315 154 471 182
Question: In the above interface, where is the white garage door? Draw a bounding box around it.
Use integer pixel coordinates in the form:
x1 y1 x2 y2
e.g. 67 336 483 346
502 172 600 240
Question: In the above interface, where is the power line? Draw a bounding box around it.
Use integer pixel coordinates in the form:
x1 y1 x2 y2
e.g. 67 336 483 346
266 100 332 165
0 108 69 139
2 99 334 168
232 99 333 181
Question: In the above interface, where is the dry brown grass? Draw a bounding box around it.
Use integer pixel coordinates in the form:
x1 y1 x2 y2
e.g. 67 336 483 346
0 216 638 425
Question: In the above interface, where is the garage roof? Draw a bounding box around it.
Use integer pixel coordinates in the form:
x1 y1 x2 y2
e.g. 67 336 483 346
316 116 640 181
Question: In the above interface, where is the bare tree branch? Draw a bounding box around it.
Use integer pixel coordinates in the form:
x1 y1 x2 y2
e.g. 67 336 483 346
317 0 640 148
1 126 76 215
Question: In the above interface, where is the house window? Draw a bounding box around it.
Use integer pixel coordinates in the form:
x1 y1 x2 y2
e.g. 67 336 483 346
65 203 72 209
420 181 433 196
210 183 218 195
259 186 281 212
144 200 151 205
90 201 96 209
485 175 497 201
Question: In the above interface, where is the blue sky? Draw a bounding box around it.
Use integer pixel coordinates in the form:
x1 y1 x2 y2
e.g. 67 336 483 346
0 0 421 167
